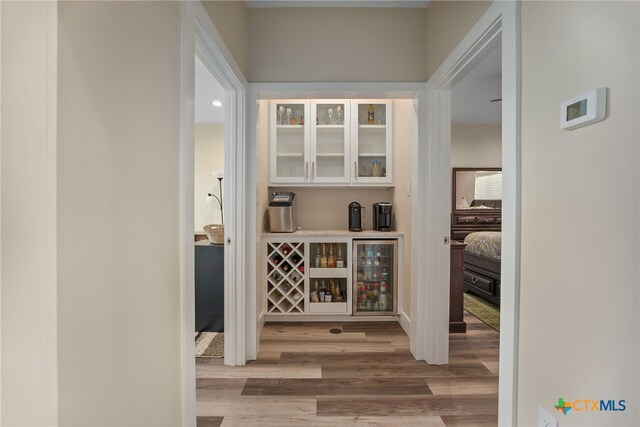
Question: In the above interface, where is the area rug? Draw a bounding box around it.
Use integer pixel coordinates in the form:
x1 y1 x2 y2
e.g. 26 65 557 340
464 293 500 332
195 332 224 358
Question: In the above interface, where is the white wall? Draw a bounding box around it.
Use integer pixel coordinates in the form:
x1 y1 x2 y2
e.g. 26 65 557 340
247 8 428 82
194 124 224 232
1 2 57 424
201 0 248 78
57 2 182 424
391 100 414 319
451 124 501 168
426 0 492 79
518 2 639 426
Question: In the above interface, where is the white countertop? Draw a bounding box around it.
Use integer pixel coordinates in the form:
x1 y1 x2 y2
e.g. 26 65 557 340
262 229 404 238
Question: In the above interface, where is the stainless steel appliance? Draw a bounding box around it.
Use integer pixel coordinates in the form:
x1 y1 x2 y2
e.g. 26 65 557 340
372 202 392 231
353 239 398 316
348 202 362 232
268 192 296 232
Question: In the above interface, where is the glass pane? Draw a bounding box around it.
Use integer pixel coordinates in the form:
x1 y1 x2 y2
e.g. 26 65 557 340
357 156 387 178
354 242 394 313
276 103 305 126
357 103 386 126
275 102 305 179
315 103 345 126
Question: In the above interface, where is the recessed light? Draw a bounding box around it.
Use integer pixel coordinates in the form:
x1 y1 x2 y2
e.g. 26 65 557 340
212 100 223 107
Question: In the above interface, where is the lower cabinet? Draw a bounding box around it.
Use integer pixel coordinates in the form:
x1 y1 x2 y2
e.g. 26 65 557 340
263 235 401 319
195 241 224 332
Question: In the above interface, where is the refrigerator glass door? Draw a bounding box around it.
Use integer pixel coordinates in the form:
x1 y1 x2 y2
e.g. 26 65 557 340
352 240 398 316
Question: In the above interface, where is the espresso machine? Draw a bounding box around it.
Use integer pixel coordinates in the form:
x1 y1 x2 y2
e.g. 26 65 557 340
373 202 392 231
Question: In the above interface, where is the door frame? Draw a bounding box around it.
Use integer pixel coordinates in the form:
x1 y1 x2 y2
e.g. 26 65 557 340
415 1 521 425
179 2 247 425
247 83 421 360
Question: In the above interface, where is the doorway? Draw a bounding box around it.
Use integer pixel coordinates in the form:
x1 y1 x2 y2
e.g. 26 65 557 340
179 2 248 425
193 54 226 358
418 2 521 425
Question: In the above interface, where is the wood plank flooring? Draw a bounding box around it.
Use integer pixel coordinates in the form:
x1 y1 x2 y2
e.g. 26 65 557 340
197 312 499 426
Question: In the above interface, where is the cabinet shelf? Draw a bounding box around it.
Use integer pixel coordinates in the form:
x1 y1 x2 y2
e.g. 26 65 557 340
309 267 348 278
358 153 387 157
316 153 345 157
316 125 344 130
276 153 304 157
358 125 386 129
277 125 304 129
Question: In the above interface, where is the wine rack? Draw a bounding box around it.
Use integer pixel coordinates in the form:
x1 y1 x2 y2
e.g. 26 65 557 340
266 241 305 314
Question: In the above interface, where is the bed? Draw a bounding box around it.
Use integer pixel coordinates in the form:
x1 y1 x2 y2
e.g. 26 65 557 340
450 167 502 306
463 231 501 305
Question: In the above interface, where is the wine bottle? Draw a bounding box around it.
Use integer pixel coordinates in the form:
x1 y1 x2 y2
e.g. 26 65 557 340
319 280 327 302
336 245 344 268
311 280 320 303
273 255 282 265
291 254 301 265
314 246 321 268
281 245 291 256
327 244 336 268
379 285 388 310
367 104 375 125
320 243 328 268
281 261 290 272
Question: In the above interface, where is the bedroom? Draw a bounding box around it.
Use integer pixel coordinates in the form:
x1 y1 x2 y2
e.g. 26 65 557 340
450 42 502 332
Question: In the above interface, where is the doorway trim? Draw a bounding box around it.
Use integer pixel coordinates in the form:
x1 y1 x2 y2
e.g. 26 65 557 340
417 1 521 425
180 2 247 425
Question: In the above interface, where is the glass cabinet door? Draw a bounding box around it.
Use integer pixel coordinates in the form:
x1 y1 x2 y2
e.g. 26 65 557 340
310 100 350 183
351 100 393 185
352 240 398 316
270 100 310 184
307 241 351 314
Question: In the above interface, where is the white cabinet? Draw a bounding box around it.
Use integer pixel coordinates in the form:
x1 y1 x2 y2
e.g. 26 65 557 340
270 100 310 184
351 100 393 185
263 237 353 316
310 100 351 184
269 99 392 186
263 233 403 320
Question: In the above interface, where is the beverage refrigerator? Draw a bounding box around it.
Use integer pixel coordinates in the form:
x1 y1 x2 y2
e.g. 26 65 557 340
352 239 398 316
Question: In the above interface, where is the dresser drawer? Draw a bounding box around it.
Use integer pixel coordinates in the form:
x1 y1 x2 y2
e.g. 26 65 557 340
463 270 494 294
476 217 497 225
456 216 476 225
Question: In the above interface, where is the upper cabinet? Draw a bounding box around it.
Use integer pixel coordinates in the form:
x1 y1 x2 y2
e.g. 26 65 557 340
351 100 393 185
269 99 392 187
270 100 310 184
311 100 351 184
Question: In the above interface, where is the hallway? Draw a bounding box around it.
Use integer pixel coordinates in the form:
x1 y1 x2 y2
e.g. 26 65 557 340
196 313 499 426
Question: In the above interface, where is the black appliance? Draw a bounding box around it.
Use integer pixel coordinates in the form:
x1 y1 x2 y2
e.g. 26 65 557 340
373 202 393 231
349 202 362 232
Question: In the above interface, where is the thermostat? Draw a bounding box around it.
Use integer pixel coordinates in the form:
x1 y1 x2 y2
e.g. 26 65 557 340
560 88 607 130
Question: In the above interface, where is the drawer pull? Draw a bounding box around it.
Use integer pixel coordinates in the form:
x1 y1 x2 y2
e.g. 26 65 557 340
471 277 478 284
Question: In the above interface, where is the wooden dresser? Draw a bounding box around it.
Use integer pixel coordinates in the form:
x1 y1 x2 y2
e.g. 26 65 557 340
449 240 467 333
450 200 501 241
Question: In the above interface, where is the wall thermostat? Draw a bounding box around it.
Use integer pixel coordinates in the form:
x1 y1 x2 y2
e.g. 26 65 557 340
560 88 607 130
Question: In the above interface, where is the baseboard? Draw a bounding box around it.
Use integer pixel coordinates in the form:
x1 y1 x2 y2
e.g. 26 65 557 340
399 310 411 336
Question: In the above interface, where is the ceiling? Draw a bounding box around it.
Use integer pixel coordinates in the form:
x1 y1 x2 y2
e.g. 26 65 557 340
451 44 502 125
246 0 430 8
195 56 225 124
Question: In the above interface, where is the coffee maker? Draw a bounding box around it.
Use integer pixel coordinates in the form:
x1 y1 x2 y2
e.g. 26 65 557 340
348 202 362 232
373 202 392 231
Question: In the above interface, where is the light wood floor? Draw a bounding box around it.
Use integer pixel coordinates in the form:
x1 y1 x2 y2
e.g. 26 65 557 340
196 312 499 427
